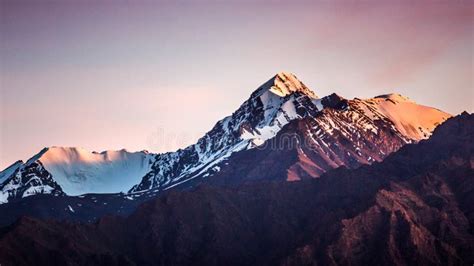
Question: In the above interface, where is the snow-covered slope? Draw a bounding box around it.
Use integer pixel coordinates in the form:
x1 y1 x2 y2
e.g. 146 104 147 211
38 147 156 195
353 94 449 140
0 147 155 203
129 72 321 193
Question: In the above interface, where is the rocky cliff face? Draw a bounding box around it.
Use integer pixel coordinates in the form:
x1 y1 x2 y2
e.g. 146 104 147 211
0 160 64 204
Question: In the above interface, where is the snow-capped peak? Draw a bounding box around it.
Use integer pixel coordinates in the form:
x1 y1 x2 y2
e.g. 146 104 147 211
271 72 317 98
129 73 325 193
230 73 323 147
252 72 318 99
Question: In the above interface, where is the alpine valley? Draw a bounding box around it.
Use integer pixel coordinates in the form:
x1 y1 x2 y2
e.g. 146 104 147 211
0 73 472 266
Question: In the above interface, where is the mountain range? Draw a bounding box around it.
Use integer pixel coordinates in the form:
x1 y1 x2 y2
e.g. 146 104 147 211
0 72 450 205
0 72 471 265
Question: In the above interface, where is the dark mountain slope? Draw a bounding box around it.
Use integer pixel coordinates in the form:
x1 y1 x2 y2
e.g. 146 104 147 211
0 192 151 227
0 113 472 266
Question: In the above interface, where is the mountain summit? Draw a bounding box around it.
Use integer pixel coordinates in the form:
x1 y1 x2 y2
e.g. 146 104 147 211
252 72 318 99
129 73 324 193
0 73 451 203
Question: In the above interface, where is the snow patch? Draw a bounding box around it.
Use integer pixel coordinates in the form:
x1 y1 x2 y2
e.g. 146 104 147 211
23 185 54 198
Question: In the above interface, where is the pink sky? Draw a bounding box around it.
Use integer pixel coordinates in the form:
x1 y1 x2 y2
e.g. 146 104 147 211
0 0 473 169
